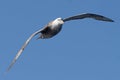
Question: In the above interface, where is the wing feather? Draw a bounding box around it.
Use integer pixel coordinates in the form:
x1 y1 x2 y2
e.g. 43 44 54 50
6 29 41 72
63 13 114 22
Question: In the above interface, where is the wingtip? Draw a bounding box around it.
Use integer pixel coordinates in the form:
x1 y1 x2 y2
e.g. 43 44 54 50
110 19 114 22
107 18 114 22
102 17 114 22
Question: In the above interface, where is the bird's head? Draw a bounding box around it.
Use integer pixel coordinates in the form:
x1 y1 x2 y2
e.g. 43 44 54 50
54 17 64 24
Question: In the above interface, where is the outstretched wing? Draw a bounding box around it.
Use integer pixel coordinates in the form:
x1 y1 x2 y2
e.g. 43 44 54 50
6 29 41 72
63 13 114 22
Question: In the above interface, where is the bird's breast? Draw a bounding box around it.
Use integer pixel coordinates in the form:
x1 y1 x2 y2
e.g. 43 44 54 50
39 19 64 39
51 19 64 29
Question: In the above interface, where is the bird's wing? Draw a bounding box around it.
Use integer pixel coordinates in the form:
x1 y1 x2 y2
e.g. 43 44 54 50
63 13 114 22
6 29 41 72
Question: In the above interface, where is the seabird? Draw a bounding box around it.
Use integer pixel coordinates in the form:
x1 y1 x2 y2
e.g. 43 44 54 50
6 13 114 72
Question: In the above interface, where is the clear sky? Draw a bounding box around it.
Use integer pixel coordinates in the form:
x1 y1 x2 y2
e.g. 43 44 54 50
0 0 119 80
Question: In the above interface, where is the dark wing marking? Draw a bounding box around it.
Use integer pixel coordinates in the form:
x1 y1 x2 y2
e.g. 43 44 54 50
63 13 114 22
37 21 53 39
6 29 41 72
40 21 53 34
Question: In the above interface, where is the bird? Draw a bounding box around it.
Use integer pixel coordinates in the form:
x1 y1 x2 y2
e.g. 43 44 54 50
6 13 114 73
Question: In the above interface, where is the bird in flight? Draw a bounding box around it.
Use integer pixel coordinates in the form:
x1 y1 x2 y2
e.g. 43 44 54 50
6 13 114 72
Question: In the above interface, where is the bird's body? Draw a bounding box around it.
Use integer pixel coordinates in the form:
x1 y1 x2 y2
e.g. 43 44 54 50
39 18 64 39
6 13 114 72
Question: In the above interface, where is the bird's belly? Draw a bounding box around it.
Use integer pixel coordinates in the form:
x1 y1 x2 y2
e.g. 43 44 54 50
40 26 62 39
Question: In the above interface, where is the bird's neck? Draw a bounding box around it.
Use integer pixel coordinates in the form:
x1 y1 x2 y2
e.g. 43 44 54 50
51 19 64 29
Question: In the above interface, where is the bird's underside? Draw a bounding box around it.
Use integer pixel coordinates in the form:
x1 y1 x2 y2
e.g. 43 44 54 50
38 22 63 39
6 13 114 73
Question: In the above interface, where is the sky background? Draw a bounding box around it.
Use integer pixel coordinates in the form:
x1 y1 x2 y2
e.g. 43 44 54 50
0 0 120 80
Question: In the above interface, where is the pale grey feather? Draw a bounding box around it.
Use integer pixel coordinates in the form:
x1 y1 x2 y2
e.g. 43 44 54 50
6 29 41 72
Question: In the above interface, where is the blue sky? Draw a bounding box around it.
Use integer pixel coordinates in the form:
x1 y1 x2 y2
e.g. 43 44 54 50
0 0 120 80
